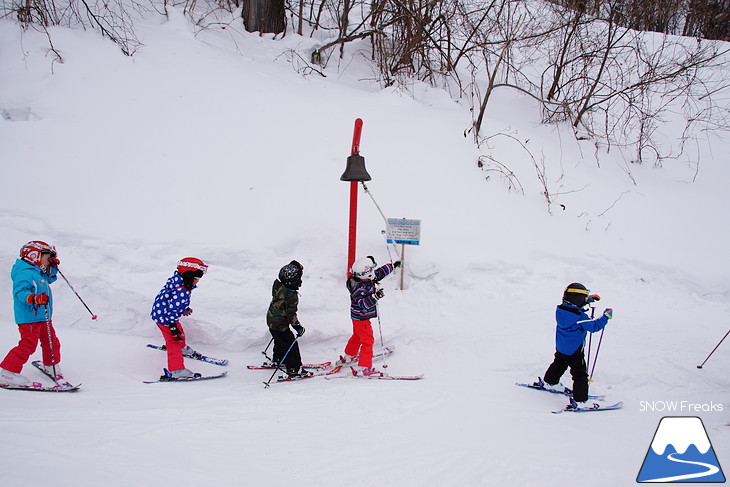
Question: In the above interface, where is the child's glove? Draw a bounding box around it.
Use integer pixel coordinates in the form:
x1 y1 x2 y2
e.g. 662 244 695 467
603 308 613 319
293 324 305 337
27 293 49 305
587 294 601 303
374 288 385 299
393 260 403 268
169 323 184 341
183 307 193 317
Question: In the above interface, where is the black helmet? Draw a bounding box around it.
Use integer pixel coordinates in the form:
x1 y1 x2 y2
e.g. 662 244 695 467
563 283 589 308
279 260 304 290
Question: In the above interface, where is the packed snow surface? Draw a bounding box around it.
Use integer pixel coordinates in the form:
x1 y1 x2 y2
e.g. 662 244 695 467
0 9 728 487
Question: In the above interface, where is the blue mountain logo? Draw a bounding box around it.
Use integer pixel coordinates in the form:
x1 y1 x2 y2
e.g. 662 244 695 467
637 416 725 483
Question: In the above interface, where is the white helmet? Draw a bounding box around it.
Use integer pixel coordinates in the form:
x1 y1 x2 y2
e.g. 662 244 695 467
351 256 377 280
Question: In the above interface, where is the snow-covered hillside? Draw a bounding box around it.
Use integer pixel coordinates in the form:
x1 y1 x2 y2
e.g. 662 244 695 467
0 8 728 487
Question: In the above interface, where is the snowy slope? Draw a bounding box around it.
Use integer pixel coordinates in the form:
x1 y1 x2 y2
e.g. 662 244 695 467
0 8 728 487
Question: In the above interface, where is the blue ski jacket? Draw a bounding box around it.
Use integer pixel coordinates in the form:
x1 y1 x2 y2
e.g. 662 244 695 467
151 272 195 326
555 303 609 355
347 263 395 321
12 258 57 324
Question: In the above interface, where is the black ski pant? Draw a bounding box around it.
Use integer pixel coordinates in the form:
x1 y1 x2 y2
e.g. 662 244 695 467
269 328 301 370
544 347 590 402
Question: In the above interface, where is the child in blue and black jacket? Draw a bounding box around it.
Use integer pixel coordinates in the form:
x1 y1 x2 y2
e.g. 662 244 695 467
537 282 613 409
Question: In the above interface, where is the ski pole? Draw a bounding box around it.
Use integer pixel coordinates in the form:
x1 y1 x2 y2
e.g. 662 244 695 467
589 329 605 380
262 337 274 361
58 269 98 320
375 300 388 370
263 334 300 388
586 306 595 375
697 329 730 369
43 302 57 379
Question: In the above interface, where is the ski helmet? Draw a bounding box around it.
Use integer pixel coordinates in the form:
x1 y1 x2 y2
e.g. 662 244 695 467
20 241 57 267
351 256 377 280
563 283 590 308
279 260 304 289
177 257 208 278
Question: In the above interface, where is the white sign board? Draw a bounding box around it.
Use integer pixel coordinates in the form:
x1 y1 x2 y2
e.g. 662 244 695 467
386 218 421 245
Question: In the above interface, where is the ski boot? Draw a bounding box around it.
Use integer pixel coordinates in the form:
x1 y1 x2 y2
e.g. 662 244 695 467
164 368 202 380
534 377 571 394
336 354 357 367
0 368 30 385
350 366 384 377
286 366 313 379
567 398 601 411
41 364 64 381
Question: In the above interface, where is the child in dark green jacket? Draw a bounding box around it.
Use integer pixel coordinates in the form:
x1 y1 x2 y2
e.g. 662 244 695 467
266 260 310 378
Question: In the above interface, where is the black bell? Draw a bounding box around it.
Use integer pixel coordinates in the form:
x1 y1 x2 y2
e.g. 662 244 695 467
340 154 372 182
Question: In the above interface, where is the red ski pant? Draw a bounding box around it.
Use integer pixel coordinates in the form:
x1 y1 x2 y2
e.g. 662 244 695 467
157 323 187 372
345 319 374 368
0 321 61 373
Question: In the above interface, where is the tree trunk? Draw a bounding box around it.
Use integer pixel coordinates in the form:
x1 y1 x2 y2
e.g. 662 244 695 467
242 0 286 34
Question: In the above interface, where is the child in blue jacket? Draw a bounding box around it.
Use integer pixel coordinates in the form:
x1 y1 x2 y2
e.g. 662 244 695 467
536 283 613 409
0 241 63 386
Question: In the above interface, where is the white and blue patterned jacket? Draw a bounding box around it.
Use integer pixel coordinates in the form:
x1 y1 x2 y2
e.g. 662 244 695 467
151 272 194 326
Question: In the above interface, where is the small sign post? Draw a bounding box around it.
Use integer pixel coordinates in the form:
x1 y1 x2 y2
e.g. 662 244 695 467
386 218 421 290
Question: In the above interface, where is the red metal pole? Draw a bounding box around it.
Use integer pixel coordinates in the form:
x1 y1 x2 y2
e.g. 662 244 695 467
347 118 363 275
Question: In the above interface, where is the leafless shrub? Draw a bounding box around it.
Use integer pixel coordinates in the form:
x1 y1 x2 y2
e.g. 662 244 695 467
477 154 525 194
537 0 730 167
277 47 328 77
2 0 144 55
2 0 727 199
288 0 728 203
547 0 729 41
